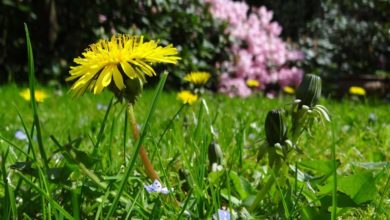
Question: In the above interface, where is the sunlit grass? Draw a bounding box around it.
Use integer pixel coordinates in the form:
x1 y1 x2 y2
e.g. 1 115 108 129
1 82 389 218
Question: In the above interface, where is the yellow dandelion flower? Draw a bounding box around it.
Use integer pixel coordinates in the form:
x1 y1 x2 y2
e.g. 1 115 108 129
246 79 260 88
177 90 198 105
349 86 366 96
183 71 211 85
283 86 295 94
19 89 48 102
66 35 180 96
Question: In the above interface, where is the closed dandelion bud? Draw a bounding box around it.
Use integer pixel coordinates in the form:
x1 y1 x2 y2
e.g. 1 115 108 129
265 109 287 146
295 74 322 107
110 77 143 104
208 142 223 166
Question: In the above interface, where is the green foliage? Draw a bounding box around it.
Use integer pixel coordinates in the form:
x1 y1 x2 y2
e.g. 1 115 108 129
0 0 230 87
300 0 390 78
0 30 389 219
246 0 390 79
1 84 389 218
246 0 322 40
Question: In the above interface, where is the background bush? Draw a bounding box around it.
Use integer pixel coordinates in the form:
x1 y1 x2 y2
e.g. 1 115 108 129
1 0 389 88
0 0 230 89
247 0 390 79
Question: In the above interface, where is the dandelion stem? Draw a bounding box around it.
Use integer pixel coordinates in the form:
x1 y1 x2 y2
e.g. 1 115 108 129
249 161 282 211
128 103 159 181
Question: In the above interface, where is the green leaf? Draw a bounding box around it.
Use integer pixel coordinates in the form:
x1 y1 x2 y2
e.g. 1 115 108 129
300 206 330 220
229 171 253 200
300 160 339 176
319 172 377 205
208 170 224 185
352 161 390 170
337 172 377 205
221 188 241 206
16 172 74 219
10 162 72 184
10 161 37 176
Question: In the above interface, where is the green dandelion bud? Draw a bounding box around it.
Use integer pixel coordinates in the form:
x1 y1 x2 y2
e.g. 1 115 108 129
296 74 322 107
208 142 223 166
265 109 287 146
109 77 143 104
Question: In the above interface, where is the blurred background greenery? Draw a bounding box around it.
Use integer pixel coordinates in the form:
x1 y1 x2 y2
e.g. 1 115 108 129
0 0 230 90
1 0 389 93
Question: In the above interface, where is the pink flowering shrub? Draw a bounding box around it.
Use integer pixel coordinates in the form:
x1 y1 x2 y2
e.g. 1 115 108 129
205 0 304 97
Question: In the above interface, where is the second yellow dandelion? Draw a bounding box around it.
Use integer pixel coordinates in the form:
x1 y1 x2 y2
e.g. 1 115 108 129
349 86 366 96
19 89 48 102
246 79 260 88
183 71 211 86
283 86 295 94
177 90 198 105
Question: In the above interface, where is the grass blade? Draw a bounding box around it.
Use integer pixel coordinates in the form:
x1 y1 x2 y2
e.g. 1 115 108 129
1 150 17 219
71 187 81 220
24 23 48 169
0 135 34 161
123 105 128 162
93 97 114 153
375 168 390 218
331 121 337 220
176 190 193 220
105 71 169 219
16 172 73 219
270 168 290 219
157 103 186 146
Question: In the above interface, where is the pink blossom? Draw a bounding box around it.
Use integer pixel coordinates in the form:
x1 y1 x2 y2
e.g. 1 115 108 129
219 74 252 97
98 14 107 23
205 0 304 97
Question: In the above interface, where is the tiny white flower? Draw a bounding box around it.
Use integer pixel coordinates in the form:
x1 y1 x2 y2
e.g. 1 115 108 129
212 163 223 172
15 130 28 141
144 180 172 194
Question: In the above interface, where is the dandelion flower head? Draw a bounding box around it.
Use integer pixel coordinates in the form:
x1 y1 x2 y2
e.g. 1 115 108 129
19 89 48 102
283 86 295 94
246 79 260 88
177 90 198 105
67 35 180 96
349 86 366 96
183 71 211 85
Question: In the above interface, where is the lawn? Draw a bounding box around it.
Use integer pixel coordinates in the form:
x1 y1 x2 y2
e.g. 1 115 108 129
1 82 389 219
1 1 389 218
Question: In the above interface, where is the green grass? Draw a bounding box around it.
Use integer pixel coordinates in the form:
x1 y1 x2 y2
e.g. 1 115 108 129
0 82 389 219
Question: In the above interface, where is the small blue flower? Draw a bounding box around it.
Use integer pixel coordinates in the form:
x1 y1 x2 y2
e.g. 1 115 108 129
96 103 108 111
144 180 171 194
213 208 231 220
15 130 28 141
